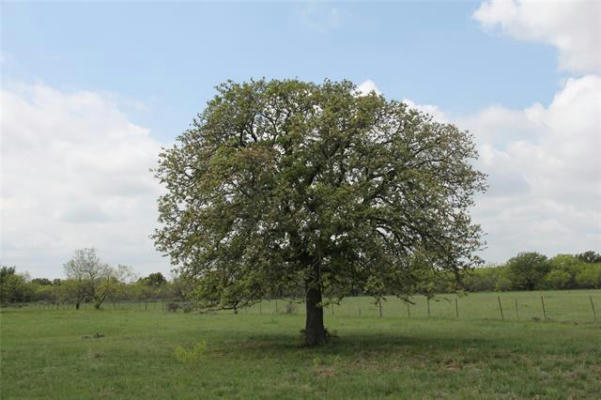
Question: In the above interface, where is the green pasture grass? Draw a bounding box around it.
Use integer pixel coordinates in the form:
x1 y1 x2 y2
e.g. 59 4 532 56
1 290 600 399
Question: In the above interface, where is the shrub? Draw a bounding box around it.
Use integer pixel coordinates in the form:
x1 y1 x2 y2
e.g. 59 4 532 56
173 341 207 363
166 302 180 312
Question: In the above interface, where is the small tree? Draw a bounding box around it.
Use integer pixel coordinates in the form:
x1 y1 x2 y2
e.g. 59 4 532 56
63 249 133 309
506 252 550 290
154 79 486 345
0 266 33 305
101 264 137 306
64 248 103 309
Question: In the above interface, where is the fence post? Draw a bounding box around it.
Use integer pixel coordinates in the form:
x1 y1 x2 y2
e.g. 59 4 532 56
275 299 278 314
540 295 547 320
455 298 459 319
378 299 383 318
497 296 504 321
427 297 431 317
406 303 411 318
589 296 597 321
514 298 519 320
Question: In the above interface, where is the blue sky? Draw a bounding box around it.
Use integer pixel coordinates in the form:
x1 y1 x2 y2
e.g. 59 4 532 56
2 1 599 278
3 2 560 139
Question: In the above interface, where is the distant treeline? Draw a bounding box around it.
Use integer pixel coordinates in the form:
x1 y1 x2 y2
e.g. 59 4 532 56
458 251 601 293
1 250 600 307
0 268 189 307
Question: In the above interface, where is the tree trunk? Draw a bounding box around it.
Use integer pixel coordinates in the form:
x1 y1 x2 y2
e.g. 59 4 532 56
75 301 80 310
304 279 326 346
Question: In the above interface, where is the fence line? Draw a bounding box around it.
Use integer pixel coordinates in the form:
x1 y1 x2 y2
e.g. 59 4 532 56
4 292 601 324
237 292 601 323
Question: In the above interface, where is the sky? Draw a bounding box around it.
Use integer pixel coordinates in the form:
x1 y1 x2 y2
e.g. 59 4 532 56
1 0 600 279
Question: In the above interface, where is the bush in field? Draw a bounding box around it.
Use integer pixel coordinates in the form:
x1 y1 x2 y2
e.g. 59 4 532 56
173 341 207 364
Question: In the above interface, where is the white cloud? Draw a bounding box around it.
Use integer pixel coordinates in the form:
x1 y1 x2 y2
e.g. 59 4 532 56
471 1 600 261
473 0 601 74
396 74 600 263
402 98 449 123
356 79 382 96
466 76 601 262
0 83 168 278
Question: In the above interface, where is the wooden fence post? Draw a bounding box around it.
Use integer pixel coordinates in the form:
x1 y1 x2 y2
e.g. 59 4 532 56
378 299 383 318
540 295 547 320
427 297 431 317
455 298 459 319
589 296 597 321
514 298 519 320
497 296 504 321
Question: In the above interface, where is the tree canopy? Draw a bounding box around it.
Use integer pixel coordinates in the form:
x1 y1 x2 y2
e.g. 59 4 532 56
506 252 550 291
153 79 486 345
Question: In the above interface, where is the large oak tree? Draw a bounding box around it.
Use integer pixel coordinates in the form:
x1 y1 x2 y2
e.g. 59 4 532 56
153 79 486 345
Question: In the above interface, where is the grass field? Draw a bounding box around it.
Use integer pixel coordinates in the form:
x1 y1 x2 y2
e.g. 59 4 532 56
2 290 601 399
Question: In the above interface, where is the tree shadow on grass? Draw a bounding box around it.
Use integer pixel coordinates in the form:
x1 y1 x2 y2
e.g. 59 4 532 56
214 331 494 360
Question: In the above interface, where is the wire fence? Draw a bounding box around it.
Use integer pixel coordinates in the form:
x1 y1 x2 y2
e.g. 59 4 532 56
6 290 600 324
241 291 600 323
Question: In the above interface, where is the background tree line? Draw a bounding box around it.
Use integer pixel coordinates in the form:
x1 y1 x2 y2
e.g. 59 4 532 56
458 251 601 293
0 248 190 307
1 249 600 307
